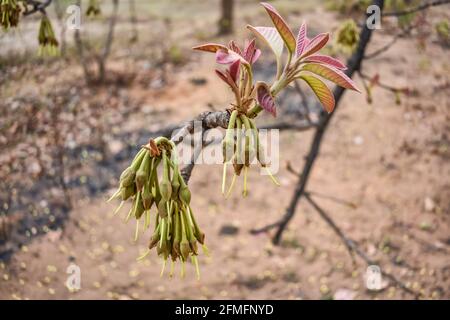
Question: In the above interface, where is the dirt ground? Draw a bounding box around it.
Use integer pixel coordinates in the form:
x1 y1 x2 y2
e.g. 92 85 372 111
0 1 449 300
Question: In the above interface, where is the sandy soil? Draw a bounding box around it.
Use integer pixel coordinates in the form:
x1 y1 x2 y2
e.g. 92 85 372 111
0 2 449 300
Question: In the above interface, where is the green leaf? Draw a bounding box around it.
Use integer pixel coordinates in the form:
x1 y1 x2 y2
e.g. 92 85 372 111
261 2 296 55
299 75 335 113
300 63 360 92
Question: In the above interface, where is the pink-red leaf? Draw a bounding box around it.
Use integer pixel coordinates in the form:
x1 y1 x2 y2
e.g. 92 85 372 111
216 49 244 65
215 69 235 88
299 33 329 58
296 22 307 57
256 81 276 117
261 2 296 54
192 43 228 53
228 40 242 55
301 63 360 92
299 75 335 113
243 39 261 64
229 60 240 83
247 25 283 72
303 54 347 70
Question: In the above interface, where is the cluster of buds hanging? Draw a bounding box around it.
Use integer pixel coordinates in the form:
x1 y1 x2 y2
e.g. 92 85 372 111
108 137 207 279
0 0 21 30
86 0 101 17
194 2 359 196
38 15 59 56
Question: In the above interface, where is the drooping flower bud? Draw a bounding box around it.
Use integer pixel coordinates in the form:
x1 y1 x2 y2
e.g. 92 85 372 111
37 15 59 56
157 199 168 218
86 0 101 16
0 0 21 30
142 182 154 210
159 150 172 202
121 184 136 201
179 185 191 205
135 151 151 190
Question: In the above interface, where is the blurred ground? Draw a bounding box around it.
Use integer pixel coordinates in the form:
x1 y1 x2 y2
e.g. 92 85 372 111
0 1 449 300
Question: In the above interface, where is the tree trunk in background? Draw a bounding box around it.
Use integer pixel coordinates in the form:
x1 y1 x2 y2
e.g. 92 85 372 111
218 0 234 35
98 0 119 83
129 0 138 43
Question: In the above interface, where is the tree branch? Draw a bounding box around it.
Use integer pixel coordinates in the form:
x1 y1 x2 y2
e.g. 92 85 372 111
383 0 450 16
303 193 418 298
23 0 52 16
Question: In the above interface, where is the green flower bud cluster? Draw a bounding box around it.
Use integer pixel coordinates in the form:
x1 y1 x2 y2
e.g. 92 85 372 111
0 0 21 30
108 137 207 279
86 0 101 17
335 19 359 55
38 15 59 56
222 110 279 198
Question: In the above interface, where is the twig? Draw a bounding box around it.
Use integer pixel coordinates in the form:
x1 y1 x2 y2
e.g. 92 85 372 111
364 24 416 59
305 191 358 209
304 193 418 297
359 71 408 93
383 0 450 16
304 193 357 264
23 0 52 16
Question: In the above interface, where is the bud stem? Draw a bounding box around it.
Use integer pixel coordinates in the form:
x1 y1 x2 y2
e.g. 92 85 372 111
243 166 249 197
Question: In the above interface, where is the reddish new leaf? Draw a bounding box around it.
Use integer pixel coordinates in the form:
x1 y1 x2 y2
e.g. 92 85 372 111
299 33 329 58
228 40 242 55
192 43 228 53
299 75 335 113
303 54 347 70
296 22 307 57
301 63 360 92
215 69 235 88
216 49 245 65
247 25 284 74
243 39 261 64
229 60 240 82
261 2 296 54
256 81 276 117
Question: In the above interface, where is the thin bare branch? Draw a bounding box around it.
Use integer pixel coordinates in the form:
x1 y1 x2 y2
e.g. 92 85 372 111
304 193 419 298
23 0 52 16
383 0 450 17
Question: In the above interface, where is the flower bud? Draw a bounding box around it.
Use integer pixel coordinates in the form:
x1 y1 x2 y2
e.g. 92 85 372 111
179 185 191 205
121 184 136 201
149 225 160 249
135 152 151 190
180 240 190 261
157 199 168 218
133 192 145 219
160 151 172 201
171 172 181 199
142 183 154 210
